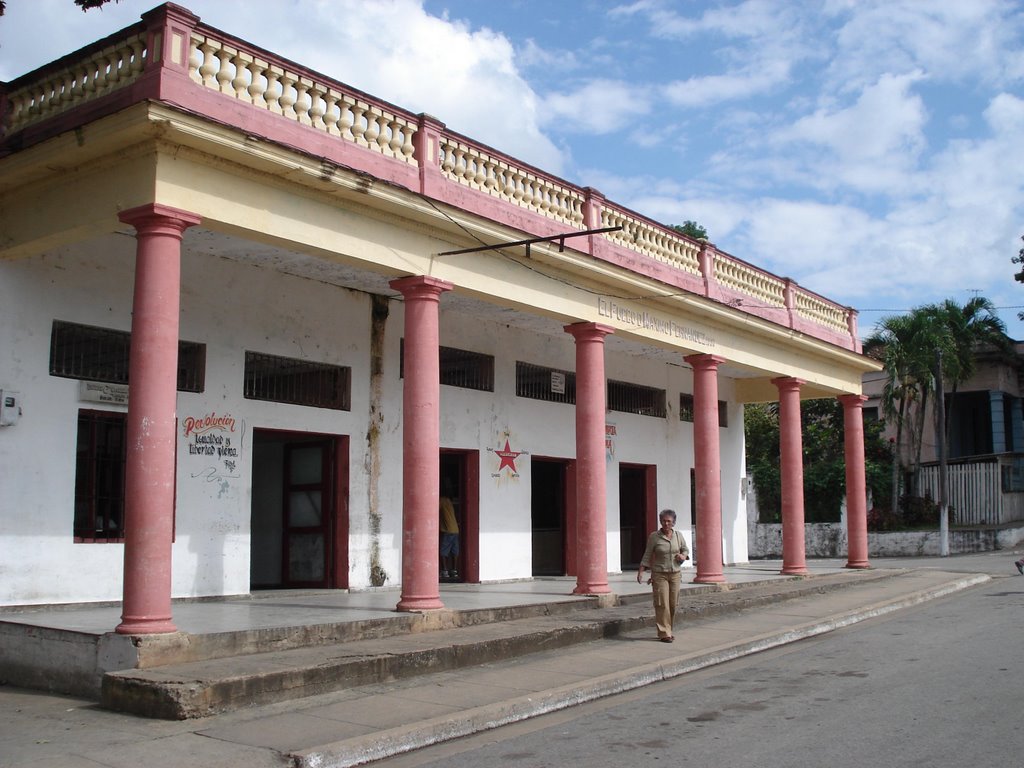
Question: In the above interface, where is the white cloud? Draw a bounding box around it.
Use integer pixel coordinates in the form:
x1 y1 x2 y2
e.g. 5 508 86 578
773 72 929 195
612 0 798 41
661 61 791 108
270 0 566 172
826 0 1024 92
541 79 653 135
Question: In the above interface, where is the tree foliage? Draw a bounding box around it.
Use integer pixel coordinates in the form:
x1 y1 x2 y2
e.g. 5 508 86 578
745 399 892 524
0 0 117 15
670 221 708 240
1013 235 1024 320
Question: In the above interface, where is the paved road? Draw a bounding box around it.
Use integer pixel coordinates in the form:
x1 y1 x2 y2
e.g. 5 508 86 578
376 570 1023 768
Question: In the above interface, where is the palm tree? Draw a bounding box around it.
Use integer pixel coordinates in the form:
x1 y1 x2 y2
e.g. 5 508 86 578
869 297 1007 549
920 297 1009 454
864 311 935 512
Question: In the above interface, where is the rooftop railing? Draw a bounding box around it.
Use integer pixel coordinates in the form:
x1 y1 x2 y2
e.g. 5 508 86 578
0 3 859 353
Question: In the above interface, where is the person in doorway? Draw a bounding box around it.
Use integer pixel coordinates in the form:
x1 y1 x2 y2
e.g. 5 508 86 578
439 490 460 580
636 509 689 643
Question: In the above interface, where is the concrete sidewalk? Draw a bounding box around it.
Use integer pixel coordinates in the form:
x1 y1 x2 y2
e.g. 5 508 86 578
1 554 1011 768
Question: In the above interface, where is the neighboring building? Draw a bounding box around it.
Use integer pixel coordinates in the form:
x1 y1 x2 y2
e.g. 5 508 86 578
0 4 878 626
862 342 1024 526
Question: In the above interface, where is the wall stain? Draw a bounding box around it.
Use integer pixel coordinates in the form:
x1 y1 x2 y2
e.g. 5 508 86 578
366 294 389 586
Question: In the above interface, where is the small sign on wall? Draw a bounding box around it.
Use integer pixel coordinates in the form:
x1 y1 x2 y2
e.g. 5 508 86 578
79 380 129 405
551 371 565 395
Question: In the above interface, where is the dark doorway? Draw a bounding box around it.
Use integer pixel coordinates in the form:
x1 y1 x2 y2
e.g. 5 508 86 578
251 429 348 589
440 449 479 583
619 464 656 570
531 458 570 576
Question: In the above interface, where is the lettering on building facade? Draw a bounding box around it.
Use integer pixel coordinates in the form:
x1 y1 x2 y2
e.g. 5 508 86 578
597 297 716 348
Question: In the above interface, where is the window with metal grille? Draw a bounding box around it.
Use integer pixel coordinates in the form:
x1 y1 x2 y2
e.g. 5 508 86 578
244 351 351 410
608 379 666 418
680 393 695 422
50 320 206 392
399 341 495 392
679 393 729 427
515 361 576 404
74 409 126 541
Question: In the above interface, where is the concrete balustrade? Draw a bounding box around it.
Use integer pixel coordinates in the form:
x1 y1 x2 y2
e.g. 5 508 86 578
712 253 787 307
0 2 860 352
438 137 586 225
4 32 148 133
601 205 703 275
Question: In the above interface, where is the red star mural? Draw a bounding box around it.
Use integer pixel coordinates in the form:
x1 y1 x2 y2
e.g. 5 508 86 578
494 439 522 473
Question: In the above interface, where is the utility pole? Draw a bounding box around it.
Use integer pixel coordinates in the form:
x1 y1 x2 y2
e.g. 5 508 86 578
935 349 949 556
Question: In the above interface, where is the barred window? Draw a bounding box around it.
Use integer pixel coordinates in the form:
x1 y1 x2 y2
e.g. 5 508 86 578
516 361 576 404
441 345 493 391
244 351 351 410
50 320 205 392
680 393 694 422
608 379 666 418
679 393 729 427
400 341 495 392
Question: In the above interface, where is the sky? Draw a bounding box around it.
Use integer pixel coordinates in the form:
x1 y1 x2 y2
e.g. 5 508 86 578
3 0 1024 340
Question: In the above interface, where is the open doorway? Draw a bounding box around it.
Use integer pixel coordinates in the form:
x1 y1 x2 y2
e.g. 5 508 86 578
250 429 348 589
440 449 479 583
619 463 657 570
531 457 573 576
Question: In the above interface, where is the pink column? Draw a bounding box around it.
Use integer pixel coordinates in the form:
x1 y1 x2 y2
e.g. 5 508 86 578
392 275 453 611
839 394 871 568
774 377 808 575
685 354 726 584
116 204 200 635
564 322 614 595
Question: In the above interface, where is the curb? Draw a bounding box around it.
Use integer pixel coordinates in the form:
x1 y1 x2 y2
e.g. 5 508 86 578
291 573 990 768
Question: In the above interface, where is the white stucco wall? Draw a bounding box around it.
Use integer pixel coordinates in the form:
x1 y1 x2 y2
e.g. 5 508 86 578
0 238 749 605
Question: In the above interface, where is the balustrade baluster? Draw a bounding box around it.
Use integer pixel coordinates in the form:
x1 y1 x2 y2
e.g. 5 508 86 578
362 107 380 145
264 66 284 114
336 95 354 140
350 103 367 143
215 49 234 95
440 143 455 173
294 78 312 125
278 73 296 119
197 42 217 87
322 91 341 135
231 54 251 102
387 119 402 155
400 125 415 159
247 61 267 108
374 115 390 151
307 84 326 129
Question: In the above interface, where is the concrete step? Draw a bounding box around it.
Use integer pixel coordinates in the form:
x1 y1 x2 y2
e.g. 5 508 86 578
101 569 899 720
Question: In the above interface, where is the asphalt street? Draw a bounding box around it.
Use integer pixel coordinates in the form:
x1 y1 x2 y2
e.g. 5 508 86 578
373 565 1022 768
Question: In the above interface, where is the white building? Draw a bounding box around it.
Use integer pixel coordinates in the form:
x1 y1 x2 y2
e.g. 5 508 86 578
0 4 878 625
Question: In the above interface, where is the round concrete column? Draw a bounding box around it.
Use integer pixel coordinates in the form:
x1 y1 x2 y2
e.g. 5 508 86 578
839 394 871 568
391 276 453 611
685 354 726 584
116 204 200 635
564 322 614 595
774 377 808 575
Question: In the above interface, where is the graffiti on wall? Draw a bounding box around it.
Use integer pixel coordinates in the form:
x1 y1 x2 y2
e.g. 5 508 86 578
488 431 528 484
183 411 242 494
